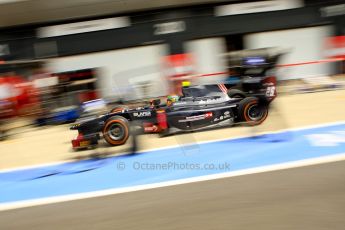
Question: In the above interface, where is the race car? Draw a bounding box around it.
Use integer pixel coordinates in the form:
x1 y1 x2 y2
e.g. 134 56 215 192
70 83 275 150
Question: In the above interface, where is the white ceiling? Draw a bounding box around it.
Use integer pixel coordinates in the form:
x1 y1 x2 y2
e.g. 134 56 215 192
0 0 235 28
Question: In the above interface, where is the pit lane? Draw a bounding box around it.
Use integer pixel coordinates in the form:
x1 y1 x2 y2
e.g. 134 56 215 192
1 160 344 230
1 89 345 170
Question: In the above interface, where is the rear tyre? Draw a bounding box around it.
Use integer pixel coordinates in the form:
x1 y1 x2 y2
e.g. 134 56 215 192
227 89 247 99
238 97 268 125
103 116 129 146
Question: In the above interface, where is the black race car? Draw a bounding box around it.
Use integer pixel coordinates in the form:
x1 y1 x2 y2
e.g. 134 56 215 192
70 84 274 150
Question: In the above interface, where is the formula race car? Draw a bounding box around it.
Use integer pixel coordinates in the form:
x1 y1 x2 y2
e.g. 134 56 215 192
70 83 275 150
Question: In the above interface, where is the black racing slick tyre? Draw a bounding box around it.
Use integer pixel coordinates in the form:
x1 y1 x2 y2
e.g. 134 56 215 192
227 89 247 99
238 97 268 126
103 116 129 146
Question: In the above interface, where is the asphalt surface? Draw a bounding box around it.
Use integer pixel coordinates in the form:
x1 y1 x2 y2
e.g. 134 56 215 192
1 160 345 230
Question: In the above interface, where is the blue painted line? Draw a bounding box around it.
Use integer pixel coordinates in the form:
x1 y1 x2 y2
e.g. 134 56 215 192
1 123 345 204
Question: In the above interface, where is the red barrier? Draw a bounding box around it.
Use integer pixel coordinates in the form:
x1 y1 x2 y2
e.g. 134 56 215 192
277 58 345 68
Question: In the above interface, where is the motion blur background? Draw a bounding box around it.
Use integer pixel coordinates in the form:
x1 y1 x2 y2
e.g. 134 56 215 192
0 0 344 112
1 0 345 229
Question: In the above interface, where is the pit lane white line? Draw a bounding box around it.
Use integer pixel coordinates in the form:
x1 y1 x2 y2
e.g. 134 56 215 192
1 120 345 173
1 153 345 212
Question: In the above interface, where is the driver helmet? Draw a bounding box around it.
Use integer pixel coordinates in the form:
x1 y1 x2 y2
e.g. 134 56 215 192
167 95 179 106
182 81 191 87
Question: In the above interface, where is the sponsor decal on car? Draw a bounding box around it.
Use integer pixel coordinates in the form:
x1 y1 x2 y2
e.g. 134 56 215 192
133 111 152 117
174 102 187 105
214 111 232 122
178 112 213 122
144 125 159 132
224 110 231 119
205 112 213 118
198 98 226 104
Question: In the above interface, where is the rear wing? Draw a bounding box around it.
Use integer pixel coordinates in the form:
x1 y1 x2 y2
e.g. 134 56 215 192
222 47 287 75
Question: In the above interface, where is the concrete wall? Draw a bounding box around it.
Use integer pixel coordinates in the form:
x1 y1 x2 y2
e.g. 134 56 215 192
185 37 228 84
46 44 169 100
244 25 335 80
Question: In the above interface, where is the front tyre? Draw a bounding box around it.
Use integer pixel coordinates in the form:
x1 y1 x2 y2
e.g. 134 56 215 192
103 116 129 146
238 97 268 125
